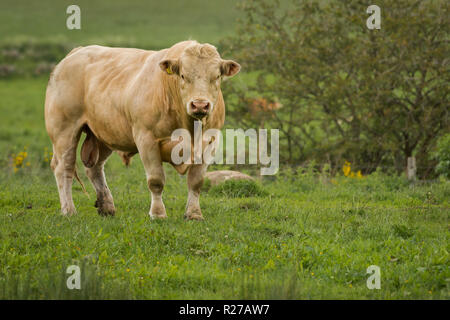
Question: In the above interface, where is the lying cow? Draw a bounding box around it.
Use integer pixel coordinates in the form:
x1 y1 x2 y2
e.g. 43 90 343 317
44 40 240 220
247 97 282 128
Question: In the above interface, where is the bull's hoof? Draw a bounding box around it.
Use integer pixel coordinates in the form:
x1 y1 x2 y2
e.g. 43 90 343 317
150 213 168 220
184 214 204 221
97 207 116 216
184 208 204 221
149 201 167 220
61 209 77 216
95 199 115 216
61 204 77 216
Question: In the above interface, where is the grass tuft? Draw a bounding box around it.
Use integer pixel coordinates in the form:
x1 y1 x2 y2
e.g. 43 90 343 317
207 179 268 198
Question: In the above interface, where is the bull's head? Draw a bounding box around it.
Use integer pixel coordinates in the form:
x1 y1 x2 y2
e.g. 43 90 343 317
159 43 240 120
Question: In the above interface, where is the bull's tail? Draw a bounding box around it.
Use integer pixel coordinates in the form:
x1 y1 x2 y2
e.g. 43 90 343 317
74 166 90 199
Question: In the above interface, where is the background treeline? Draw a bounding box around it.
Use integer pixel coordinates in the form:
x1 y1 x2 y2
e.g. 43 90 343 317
221 0 449 178
0 0 448 178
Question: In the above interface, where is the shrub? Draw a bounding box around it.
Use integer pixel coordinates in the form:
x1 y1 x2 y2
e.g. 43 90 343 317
222 0 449 178
434 133 450 179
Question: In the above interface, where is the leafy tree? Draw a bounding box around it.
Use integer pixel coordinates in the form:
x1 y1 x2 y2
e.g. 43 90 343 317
222 0 449 177
433 133 450 178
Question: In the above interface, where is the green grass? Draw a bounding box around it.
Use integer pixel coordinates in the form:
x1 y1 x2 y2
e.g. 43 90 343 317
0 0 241 49
0 77 449 299
206 179 268 198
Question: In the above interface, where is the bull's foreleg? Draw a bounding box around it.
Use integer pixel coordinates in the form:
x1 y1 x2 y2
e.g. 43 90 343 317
136 134 167 219
185 163 207 220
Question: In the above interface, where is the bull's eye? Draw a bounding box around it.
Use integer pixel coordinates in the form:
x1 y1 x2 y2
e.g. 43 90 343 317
181 74 185 80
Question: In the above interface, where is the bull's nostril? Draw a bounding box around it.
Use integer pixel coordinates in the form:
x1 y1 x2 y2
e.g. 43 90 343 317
191 100 210 113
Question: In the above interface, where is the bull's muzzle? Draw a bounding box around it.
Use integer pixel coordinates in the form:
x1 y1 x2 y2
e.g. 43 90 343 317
189 99 211 119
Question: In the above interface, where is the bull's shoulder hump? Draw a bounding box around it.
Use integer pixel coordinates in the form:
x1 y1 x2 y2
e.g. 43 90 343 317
66 46 83 57
165 40 198 58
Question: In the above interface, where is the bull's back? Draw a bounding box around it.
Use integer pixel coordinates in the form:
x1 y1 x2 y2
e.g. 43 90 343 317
49 45 154 101
45 45 159 151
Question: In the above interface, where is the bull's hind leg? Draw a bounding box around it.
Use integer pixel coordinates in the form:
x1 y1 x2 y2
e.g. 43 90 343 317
50 129 82 215
84 141 115 216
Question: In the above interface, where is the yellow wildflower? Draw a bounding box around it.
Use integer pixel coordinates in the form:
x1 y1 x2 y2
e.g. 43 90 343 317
12 148 28 172
342 161 351 177
342 161 363 179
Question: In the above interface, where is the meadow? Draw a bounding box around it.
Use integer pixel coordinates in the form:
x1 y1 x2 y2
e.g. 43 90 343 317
0 0 449 300
0 0 241 48
0 77 448 299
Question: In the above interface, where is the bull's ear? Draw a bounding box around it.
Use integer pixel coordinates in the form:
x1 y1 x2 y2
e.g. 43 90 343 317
159 59 180 75
221 60 241 77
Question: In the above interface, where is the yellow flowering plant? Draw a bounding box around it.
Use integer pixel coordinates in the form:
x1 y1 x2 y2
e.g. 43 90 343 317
342 161 363 179
11 146 29 173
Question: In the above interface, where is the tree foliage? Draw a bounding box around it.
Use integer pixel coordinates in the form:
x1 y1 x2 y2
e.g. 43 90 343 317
222 0 449 177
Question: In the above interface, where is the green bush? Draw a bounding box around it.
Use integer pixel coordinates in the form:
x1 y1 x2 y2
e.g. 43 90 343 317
434 134 450 179
0 41 72 78
222 0 449 178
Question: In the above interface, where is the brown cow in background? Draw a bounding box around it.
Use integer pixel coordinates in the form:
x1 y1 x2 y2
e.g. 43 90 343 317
247 97 282 128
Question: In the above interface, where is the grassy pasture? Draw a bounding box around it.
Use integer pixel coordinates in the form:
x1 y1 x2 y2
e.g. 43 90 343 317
0 0 240 48
0 78 449 299
0 0 449 300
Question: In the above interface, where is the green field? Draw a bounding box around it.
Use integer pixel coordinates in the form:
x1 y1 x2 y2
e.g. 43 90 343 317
0 0 240 48
0 0 449 300
0 77 449 299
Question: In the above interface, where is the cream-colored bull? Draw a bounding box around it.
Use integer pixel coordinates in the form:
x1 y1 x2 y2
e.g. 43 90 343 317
44 40 240 220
